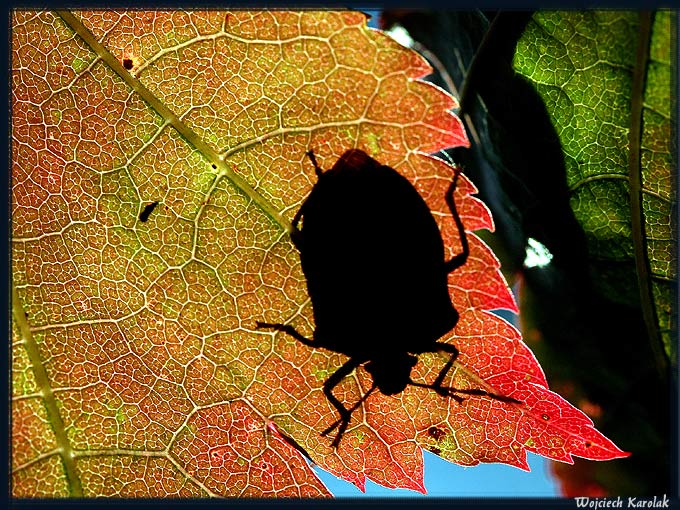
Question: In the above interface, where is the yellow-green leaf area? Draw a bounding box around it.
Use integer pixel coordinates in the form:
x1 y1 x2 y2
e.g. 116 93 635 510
11 8 471 496
514 11 676 360
12 318 38 397
642 12 675 279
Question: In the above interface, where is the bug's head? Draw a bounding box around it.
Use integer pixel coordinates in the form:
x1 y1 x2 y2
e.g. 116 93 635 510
365 353 418 395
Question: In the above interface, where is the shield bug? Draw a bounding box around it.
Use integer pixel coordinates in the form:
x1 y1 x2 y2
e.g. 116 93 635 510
257 149 516 447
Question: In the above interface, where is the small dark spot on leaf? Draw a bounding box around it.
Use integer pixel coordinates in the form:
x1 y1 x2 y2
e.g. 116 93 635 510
585 441 592 448
139 201 159 222
542 414 550 421
211 163 217 169
122 57 133 70
429 447 442 455
428 426 445 440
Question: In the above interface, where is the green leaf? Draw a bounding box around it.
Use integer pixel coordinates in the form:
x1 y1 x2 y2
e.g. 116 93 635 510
513 11 676 365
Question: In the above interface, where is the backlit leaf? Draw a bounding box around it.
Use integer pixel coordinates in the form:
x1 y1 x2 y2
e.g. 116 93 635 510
11 9 627 497
513 11 676 363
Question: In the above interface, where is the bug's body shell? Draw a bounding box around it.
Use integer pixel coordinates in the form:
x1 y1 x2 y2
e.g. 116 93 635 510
293 149 458 360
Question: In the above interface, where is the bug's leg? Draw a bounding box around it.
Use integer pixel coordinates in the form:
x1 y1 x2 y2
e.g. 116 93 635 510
289 206 305 249
306 150 324 178
255 321 316 348
431 342 459 393
411 342 522 405
444 168 470 274
409 342 464 404
431 342 464 404
322 381 377 448
291 205 304 231
318 358 364 448
289 150 323 247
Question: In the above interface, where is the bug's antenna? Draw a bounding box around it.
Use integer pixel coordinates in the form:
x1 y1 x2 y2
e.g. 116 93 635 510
409 379 522 405
306 150 324 178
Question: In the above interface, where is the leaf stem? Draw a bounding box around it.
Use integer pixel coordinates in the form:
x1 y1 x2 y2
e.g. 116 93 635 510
628 11 668 378
458 13 499 115
458 12 533 115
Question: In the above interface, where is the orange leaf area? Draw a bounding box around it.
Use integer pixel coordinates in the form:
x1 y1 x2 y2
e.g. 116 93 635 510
11 9 627 497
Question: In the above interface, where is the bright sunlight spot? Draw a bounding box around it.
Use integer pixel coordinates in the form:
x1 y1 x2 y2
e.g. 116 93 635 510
386 25 415 48
523 238 553 268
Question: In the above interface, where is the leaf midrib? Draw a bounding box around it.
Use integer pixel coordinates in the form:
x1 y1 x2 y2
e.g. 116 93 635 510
627 11 667 375
56 9 292 233
12 285 84 496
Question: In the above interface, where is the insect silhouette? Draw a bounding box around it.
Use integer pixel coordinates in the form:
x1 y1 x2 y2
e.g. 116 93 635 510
257 149 518 447
139 201 159 222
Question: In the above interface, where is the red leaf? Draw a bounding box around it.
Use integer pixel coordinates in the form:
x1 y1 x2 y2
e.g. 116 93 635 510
442 309 629 467
172 401 329 496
